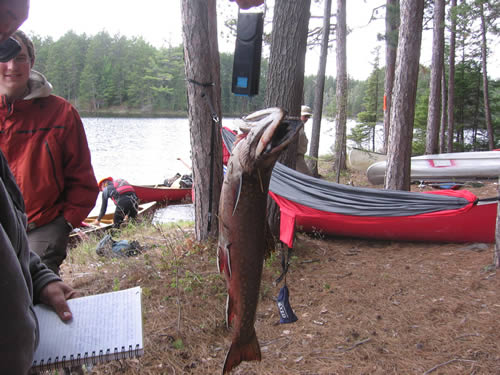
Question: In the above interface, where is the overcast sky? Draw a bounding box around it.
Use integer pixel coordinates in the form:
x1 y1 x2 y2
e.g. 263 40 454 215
22 0 499 81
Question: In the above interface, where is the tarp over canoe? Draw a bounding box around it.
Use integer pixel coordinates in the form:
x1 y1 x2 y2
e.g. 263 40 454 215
269 164 496 246
222 128 497 246
270 163 474 217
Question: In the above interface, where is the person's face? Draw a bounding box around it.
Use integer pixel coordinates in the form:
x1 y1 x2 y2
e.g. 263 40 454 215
0 1 29 43
301 115 311 124
0 36 31 99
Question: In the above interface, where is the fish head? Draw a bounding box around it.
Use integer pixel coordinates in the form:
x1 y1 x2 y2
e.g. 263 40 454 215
231 107 303 173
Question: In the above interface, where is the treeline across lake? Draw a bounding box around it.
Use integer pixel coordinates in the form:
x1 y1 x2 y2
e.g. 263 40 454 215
29 30 364 117
29 30 498 152
31 30 270 116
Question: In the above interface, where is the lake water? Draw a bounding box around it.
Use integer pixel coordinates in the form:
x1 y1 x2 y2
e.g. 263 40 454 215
83 116 375 217
83 117 192 185
83 116 365 185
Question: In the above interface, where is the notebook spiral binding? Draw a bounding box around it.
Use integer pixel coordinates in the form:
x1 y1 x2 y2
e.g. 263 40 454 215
31 344 140 373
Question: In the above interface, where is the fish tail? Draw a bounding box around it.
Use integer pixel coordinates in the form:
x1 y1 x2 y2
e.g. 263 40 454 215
222 330 261 374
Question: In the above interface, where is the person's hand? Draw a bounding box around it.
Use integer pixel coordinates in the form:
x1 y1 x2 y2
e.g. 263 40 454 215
230 0 264 9
39 281 78 322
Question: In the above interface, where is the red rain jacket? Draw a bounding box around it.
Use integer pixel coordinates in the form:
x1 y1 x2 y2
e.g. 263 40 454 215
0 72 98 229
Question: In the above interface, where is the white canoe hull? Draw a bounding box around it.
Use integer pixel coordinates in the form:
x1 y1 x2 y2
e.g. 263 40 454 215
366 150 500 185
346 147 387 172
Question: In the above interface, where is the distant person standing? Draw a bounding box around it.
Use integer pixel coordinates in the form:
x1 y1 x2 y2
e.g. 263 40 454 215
94 177 139 228
296 105 313 176
0 30 98 275
230 0 264 8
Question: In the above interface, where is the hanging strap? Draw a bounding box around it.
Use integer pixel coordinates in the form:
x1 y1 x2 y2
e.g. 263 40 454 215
186 78 220 232
275 244 292 285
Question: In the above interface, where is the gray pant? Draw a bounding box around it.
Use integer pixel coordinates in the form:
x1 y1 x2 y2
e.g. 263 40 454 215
28 215 70 275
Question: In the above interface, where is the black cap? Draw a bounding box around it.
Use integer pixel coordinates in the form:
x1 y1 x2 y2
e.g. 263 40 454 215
0 37 21 63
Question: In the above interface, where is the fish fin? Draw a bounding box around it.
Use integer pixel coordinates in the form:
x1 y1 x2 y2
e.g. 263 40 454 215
217 243 232 278
232 175 242 216
225 294 235 328
216 246 223 273
257 169 264 192
222 330 261 374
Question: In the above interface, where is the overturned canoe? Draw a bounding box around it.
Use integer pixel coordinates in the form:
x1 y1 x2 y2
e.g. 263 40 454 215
366 150 500 185
346 146 387 172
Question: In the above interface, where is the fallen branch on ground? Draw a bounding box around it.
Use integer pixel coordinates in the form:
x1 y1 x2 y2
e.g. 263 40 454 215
423 358 477 374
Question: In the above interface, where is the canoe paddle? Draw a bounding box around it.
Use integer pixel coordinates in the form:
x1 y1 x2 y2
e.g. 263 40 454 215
176 157 192 170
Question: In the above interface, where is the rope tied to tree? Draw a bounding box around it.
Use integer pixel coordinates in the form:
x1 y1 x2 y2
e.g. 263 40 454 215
186 77 220 233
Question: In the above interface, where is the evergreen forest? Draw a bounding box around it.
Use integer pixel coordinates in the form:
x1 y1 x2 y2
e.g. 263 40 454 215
29 16 499 153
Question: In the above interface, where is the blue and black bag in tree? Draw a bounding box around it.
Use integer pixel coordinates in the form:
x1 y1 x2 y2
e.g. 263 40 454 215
231 12 263 96
277 285 298 324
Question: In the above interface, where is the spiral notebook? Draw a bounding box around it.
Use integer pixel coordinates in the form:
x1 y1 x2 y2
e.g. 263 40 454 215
30 286 143 373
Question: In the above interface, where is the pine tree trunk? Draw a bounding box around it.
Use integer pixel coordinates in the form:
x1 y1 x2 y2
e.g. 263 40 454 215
479 2 494 150
308 0 332 177
495 177 500 268
439 68 447 153
181 0 223 240
333 0 347 181
373 67 379 152
425 0 445 155
383 0 399 154
265 0 311 236
447 0 457 153
385 0 424 191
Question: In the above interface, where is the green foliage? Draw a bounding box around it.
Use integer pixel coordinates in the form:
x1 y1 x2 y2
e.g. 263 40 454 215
307 75 365 120
172 338 184 350
347 49 383 151
412 93 429 155
26 25 499 152
491 80 500 147
454 60 489 150
30 30 276 116
349 121 373 148
112 278 120 291
411 65 431 155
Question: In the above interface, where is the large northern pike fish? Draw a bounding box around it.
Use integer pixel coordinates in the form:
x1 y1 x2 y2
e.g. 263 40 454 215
218 107 303 374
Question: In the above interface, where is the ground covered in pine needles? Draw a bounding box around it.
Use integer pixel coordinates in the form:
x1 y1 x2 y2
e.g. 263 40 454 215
61 164 500 375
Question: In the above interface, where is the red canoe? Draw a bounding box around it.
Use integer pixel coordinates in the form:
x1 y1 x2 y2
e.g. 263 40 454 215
271 191 497 247
221 128 498 246
131 185 192 204
269 164 497 247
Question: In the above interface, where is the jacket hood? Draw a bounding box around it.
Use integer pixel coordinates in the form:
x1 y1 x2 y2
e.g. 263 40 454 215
24 70 53 100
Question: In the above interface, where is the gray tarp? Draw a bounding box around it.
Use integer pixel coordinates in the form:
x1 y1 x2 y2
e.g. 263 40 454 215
222 127 472 217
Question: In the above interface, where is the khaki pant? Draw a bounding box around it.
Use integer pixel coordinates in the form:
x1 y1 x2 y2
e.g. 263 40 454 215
296 154 312 176
28 215 71 275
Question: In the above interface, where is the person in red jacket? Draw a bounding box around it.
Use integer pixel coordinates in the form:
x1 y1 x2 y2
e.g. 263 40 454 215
94 177 139 228
0 30 99 275
0 1 78 373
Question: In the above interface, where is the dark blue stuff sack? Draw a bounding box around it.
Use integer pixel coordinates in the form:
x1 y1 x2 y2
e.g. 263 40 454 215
96 234 142 257
277 285 298 324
